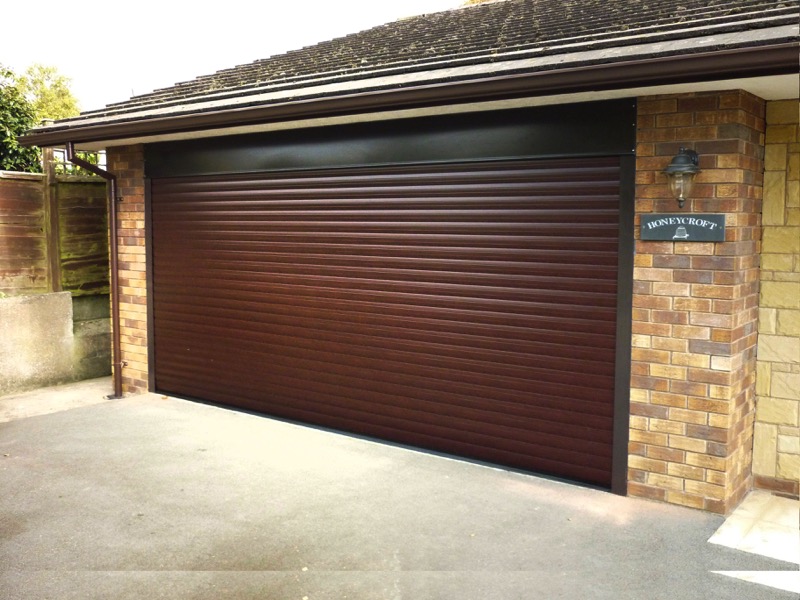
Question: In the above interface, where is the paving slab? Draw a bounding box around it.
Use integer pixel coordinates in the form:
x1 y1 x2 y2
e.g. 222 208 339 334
0 391 796 599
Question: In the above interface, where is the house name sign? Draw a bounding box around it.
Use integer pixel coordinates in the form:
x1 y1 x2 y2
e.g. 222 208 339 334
640 214 726 242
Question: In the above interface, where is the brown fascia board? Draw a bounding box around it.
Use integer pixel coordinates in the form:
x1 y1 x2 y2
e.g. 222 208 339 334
20 42 799 148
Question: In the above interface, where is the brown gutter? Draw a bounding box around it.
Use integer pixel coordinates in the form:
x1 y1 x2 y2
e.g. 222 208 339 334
21 42 799 147
65 143 124 399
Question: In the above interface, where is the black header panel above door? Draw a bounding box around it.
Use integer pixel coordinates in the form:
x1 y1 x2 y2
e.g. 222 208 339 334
145 99 636 178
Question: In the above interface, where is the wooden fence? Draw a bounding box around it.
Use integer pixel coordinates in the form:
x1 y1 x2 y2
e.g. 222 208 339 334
0 159 108 298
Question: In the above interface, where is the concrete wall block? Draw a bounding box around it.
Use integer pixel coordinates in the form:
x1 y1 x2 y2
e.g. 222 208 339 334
762 171 787 225
777 453 800 480
758 308 777 334
760 281 800 309
777 310 800 336
753 422 777 476
762 227 800 254
758 335 800 364
777 432 800 454
755 361 772 396
761 253 794 273
72 295 110 322
0 293 75 396
789 151 800 180
788 181 800 209
765 144 788 170
757 396 799 426
771 372 800 401
766 100 800 125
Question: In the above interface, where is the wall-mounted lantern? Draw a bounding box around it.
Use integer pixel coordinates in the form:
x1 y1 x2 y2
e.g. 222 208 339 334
664 147 700 209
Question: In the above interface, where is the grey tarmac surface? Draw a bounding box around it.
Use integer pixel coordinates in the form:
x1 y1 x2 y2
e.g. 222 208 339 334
0 389 796 599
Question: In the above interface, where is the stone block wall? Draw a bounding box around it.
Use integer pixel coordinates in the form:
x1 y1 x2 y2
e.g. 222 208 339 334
753 99 800 498
106 145 149 395
629 90 764 514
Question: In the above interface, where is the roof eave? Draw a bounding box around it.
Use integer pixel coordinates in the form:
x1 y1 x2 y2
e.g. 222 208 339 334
20 42 799 148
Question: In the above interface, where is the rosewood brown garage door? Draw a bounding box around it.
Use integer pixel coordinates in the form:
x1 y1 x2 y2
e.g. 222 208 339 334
151 157 623 487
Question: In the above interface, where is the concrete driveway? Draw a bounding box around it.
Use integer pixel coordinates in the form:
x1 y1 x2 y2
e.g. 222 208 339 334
0 381 796 599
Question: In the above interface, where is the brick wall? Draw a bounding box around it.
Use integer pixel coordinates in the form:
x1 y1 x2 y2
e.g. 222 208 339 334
630 90 765 514
101 96 778 513
753 99 800 498
106 145 149 394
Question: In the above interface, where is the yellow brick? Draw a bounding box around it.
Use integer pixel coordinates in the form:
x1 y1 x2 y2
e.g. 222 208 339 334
652 392 688 408
669 435 707 453
666 491 706 509
652 337 688 352
120 342 147 357
708 413 732 429
650 364 687 380
669 408 709 425
686 452 726 471
629 455 667 473
649 419 687 435
630 388 650 403
667 462 705 481
630 416 649 430
684 480 726 500
122 359 148 373
632 334 652 348
709 385 733 400
672 353 711 368
647 473 685 491
630 429 670 446
710 356 732 371
705 470 727 486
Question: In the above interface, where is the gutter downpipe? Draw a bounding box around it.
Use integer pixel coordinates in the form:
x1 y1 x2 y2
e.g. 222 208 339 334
65 142 124 399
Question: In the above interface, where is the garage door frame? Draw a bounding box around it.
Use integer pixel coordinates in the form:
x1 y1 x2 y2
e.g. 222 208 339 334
142 99 635 494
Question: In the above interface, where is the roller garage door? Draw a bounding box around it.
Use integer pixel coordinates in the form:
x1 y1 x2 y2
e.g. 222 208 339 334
150 156 626 488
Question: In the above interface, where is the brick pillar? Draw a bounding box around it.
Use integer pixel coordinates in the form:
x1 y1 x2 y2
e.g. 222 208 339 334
106 145 149 394
630 91 765 513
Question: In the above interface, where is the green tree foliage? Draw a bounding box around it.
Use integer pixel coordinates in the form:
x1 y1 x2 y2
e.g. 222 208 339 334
19 64 80 122
0 65 41 172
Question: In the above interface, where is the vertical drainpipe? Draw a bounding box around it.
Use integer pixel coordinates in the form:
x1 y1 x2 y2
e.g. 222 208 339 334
65 142 124 399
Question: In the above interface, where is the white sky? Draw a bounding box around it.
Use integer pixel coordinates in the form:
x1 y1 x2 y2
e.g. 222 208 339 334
2 0 464 112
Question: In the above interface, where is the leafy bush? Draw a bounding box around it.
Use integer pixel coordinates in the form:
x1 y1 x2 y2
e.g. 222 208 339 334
0 65 41 173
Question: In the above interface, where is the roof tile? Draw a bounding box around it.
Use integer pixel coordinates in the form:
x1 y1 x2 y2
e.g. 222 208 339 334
57 0 800 124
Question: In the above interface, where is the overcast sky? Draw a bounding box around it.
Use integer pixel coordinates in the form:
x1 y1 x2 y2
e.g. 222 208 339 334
2 0 464 112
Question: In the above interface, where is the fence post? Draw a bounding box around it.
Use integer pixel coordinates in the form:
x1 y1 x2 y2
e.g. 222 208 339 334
42 146 62 293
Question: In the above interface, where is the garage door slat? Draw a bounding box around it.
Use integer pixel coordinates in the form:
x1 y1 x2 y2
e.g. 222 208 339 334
152 157 621 488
